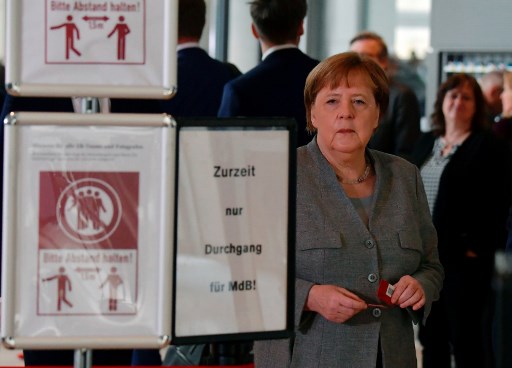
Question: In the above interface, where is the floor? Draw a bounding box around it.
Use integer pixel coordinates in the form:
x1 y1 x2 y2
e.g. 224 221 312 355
0 344 24 366
0 346 172 367
0 341 423 367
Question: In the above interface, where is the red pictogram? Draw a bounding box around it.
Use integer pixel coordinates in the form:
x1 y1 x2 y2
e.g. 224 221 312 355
100 266 124 311
42 266 73 311
56 178 122 244
108 16 131 60
50 15 82 59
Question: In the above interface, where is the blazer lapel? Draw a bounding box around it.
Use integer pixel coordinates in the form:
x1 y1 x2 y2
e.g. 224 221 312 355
305 140 373 237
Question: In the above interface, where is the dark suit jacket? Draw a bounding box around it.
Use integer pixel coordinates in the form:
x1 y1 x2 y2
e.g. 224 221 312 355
160 47 241 117
1 94 163 116
412 131 512 274
0 64 6 116
1 95 74 117
369 79 420 161
217 48 319 147
507 207 512 252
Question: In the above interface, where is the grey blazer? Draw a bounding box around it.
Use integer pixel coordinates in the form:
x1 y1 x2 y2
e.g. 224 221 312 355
255 139 443 368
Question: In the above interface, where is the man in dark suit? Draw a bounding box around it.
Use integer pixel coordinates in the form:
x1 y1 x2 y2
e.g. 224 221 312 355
350 31 421 161
217 0 319 147
160 0 241 117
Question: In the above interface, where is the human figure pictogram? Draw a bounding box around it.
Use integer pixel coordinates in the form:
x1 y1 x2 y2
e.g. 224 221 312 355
50 15 82 59
99 266 124 311
69 189 107 231
42 266 73 311
92 191 106 230
107 16 131 60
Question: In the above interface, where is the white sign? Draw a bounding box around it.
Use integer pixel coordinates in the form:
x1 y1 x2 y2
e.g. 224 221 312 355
174 125 292 339
1 113 175 349
46 1 145 64
5 0 177 98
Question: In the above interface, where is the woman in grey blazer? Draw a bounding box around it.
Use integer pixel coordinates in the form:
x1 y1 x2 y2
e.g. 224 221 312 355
254 52 444 368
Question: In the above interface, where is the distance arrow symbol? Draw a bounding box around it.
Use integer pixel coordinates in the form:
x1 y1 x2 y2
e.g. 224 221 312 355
75 267 101 273
83 16 110 22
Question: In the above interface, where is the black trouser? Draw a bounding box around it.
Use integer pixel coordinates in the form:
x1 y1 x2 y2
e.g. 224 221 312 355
419 262 494 368
23 349 133 366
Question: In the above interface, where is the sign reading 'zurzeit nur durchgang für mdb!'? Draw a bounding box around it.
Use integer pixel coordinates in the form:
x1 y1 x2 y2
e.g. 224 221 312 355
173 125 293 341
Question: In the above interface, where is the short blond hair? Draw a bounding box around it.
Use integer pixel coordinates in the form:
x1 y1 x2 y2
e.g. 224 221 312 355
503 71 512 91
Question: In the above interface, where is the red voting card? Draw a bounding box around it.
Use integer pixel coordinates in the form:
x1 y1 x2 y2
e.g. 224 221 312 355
377 279 395 305
378 279 422 324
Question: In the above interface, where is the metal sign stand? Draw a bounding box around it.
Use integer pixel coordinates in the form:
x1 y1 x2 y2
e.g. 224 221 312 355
74 348 92 368
74 96 99 368
80 97 99 114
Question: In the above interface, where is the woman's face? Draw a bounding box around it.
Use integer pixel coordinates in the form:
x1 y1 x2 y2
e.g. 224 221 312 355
442 82 476 127
311 71 379 155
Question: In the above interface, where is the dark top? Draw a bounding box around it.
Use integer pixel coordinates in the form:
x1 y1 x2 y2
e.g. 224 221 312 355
218 48 319 147
493 114 512 151
0 64 5 115
161 47 241 117
412 131 512 273
369 79 420 161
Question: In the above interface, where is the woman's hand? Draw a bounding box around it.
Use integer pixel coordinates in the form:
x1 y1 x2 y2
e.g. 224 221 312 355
305 285 367 323
391 275 425 311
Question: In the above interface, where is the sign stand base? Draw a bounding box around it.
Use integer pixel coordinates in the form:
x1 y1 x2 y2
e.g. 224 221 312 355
74 349 92 368
72 98 97 368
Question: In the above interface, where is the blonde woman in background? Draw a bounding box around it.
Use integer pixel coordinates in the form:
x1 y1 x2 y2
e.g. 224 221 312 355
493 70 512 149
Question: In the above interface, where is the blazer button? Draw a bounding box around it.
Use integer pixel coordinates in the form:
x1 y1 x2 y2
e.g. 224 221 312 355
372 308 382 318
368 273 378 283
365 239 374 248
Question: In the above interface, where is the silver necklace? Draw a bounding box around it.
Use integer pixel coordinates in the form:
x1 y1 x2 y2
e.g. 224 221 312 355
433 137 459 165
336 163 371 185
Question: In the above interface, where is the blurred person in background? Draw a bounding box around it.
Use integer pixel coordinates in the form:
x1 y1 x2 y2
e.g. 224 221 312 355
492 70 512 150
412 73 512 368
350 31 421 161
160 0 241 117
478 70 504 128
218 0 319 147
493 71 512 257
0 64 5 114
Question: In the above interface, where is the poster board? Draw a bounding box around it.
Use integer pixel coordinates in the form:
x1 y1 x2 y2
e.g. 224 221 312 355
4 0 177 98
172 118 296 344
1 112 175 349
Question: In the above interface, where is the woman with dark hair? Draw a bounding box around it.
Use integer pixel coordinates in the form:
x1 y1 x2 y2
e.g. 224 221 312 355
413 73 512 368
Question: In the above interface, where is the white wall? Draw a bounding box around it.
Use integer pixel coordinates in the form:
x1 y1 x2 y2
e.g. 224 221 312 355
367 0 396 52
425 0 512 120
0 0 5 63
224 0 363 73
317 0 361 58
430 0 511 50
227 1 259 73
